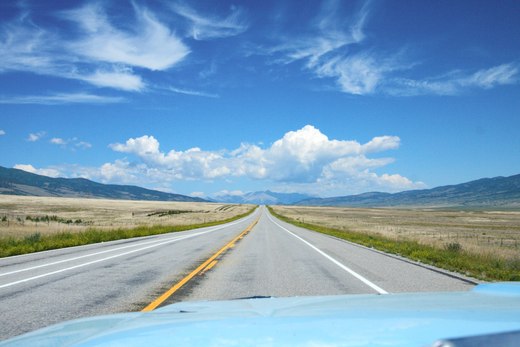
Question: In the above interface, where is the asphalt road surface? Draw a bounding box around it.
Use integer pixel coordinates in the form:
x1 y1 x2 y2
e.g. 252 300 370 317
0 206 476 340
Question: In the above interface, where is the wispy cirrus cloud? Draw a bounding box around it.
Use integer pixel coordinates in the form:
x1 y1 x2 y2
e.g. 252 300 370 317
267 1 519 96
0 2 189 94
78 68 145 92
0 93 125 105
268 0 369 68
167 86 219 98
389 63 519 96
171 3 248 40
64 3 190 71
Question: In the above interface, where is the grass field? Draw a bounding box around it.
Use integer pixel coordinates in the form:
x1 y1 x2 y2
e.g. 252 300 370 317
269 205 520 281
0 195 255 257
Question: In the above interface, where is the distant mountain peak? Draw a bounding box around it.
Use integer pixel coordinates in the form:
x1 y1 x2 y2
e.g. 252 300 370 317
213 190 315 205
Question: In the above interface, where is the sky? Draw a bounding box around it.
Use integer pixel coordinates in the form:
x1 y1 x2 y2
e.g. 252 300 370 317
1 0 519 199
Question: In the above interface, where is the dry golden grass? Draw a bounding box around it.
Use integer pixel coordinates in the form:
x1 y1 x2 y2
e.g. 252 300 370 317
0 195 253 239
271 205 520 262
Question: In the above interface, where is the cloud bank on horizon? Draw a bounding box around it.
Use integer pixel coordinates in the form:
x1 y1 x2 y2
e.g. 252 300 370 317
15 125 424 197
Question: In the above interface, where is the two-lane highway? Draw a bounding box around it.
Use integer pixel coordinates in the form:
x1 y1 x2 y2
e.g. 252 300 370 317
0 210 260 339
0 206 477 340
183 207 475 301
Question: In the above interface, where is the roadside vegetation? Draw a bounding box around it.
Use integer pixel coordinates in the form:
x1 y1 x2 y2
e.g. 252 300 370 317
0 195 256 257
0 207 256 258
268 206 520 281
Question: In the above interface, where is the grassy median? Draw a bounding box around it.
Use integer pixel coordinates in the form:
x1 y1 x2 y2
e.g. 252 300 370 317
268 206 520 281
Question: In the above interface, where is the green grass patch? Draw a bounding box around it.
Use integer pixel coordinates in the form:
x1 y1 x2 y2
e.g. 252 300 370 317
0 207 257 258
268 206 519 282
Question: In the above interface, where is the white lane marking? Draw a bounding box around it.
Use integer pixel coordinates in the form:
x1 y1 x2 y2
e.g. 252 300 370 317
0 237 186 277
0 219 246 278
267 213 389 295
0 218 251 290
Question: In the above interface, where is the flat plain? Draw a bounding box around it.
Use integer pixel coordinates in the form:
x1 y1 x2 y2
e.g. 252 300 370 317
270 205 520 263
0 195 253 239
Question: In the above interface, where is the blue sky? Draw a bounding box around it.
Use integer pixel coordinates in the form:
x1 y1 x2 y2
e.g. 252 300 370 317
1 0 519 198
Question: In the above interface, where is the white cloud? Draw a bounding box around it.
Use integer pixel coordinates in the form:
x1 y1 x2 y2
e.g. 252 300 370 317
14 164 61 178
214 190 245 197
0 3 189 92
76 141 92 149
27 131 45 142
265 1 519 96
66 4 189 71
171 3 248 40
99 160 139 183
168 86 219 98
390 63 519 96
49 137 92 150
50 138 66 145
79 68 145 92
0 17 58 74
0 130 5 136
0 93 125 105
106 125 422 195
315 53 401 95
270 1 368 68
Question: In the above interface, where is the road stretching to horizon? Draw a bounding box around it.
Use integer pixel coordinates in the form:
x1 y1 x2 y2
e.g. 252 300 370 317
0 206 476 340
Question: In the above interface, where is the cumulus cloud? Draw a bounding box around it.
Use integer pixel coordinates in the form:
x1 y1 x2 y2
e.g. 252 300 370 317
105 125 423 195
0 130 5 136
14 164 61 178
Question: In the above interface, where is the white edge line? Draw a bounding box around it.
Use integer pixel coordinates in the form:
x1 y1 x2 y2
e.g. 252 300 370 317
267 212 389 295
0 217 251 290
0 218 245 277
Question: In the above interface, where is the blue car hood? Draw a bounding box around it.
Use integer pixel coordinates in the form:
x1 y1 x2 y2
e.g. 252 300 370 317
2 282 520 347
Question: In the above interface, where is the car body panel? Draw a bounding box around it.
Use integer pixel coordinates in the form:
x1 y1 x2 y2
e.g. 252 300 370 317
2 282 520 346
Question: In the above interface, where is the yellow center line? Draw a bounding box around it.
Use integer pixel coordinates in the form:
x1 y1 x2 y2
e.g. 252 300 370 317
201 260 218 274
141 218 259 312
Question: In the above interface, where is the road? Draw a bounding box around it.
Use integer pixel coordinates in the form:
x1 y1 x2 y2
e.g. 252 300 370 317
0 206 476 340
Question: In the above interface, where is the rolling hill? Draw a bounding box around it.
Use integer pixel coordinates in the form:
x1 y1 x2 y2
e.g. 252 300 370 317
0 166 206 202
296 174 520 208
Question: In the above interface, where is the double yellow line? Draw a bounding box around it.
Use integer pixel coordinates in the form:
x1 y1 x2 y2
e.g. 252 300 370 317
142 217 259 312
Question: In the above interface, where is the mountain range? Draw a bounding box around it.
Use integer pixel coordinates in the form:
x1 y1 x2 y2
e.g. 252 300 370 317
1 165 519 207
212 190 314 205
0 166 205 202
297 174 520 208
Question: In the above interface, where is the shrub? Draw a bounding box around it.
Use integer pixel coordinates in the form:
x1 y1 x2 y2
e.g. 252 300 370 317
445 242 462 253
